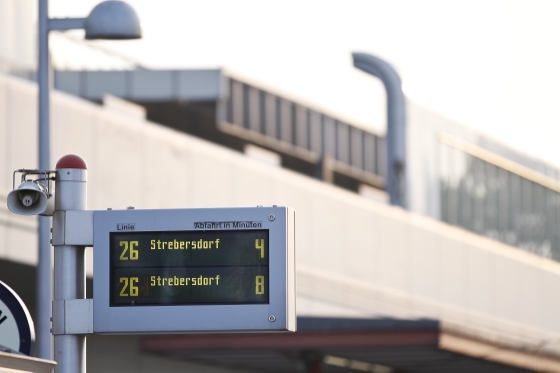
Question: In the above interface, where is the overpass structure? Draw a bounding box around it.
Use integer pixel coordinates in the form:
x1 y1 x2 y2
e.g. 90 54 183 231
1 67 560 372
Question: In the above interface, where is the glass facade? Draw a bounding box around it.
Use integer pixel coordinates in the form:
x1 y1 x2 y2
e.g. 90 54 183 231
440 143 560 261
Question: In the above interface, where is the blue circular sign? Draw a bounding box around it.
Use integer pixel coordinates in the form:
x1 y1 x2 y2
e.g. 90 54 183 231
0 280 35 355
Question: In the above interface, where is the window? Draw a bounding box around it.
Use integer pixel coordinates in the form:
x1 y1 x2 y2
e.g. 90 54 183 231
440 143 560 261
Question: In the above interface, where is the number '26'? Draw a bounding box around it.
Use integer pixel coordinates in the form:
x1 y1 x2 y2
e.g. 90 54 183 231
119 241 138 260
119 277 139 297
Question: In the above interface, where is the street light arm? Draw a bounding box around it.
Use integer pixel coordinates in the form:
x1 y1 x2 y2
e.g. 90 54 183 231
48 18 87 32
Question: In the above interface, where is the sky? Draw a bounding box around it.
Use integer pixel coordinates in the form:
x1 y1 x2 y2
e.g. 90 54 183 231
50 0 560 167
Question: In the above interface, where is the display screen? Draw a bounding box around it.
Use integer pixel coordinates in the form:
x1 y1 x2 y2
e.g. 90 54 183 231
110 230 269 306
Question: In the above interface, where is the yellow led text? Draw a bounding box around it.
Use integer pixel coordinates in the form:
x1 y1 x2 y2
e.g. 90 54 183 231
150 275 220 287
150 239 220 250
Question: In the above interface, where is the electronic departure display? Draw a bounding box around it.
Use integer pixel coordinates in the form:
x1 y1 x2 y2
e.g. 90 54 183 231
110 230 269 306
93 207 295 334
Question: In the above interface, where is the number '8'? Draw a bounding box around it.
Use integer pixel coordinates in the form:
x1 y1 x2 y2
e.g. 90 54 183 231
255 275 265 295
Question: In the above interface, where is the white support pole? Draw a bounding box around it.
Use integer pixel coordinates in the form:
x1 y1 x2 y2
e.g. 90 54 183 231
52 155 88 373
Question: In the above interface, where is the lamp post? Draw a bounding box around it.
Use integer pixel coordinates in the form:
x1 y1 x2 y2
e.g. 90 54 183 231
37 0 141 362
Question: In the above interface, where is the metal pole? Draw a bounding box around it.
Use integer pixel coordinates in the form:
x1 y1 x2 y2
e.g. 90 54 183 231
53 157 88 373
352 52 407 208
37 0 52 360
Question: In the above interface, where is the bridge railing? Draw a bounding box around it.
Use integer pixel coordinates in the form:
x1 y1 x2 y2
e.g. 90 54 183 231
220 78 386 188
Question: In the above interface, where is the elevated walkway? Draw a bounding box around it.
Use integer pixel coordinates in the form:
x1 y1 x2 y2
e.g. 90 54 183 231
54 69 386 194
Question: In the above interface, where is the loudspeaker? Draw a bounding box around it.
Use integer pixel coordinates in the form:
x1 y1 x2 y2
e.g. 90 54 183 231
7 180 52 216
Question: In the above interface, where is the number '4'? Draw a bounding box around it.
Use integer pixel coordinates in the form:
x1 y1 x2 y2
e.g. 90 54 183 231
255 239 265 258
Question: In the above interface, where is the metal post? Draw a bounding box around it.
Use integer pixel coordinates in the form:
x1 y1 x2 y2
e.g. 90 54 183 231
352 52 407 208
37 0 52 360
53 156 88 373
